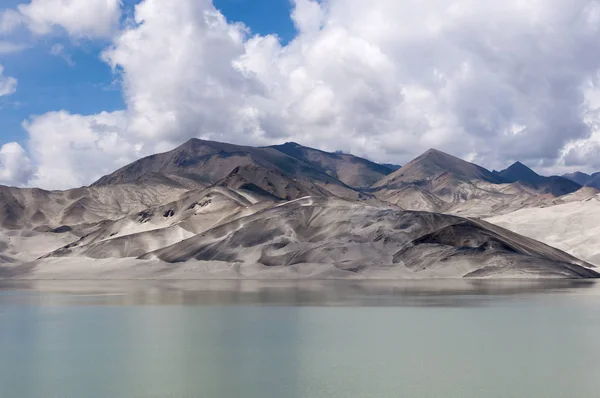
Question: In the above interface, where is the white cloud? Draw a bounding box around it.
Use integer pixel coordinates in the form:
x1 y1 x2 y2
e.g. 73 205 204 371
0 142 33 186
10 0 600 188
1 0 121 38
0 9 23 34
0 65 17 96
0 41 27 54
291 0 324 34
50 44 74 66
22 110 142 189
101 0 253 142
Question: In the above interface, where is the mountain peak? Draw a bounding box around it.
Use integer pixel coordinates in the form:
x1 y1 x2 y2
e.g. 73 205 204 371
416 148 465 164
495 161 540 184
509 160 526 168
423 148 445 155
505 161 537 174
372 148 501 188
492 161 582 195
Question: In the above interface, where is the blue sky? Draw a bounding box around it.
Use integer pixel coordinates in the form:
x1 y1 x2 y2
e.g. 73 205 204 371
0 0 296 147
214 0 296 42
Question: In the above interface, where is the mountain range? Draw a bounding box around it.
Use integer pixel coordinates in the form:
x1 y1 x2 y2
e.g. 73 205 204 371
562 171 600 189
0 138 598 279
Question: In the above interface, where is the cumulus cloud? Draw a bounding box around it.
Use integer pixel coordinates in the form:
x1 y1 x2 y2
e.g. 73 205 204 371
1 0 121 38
22 110 142 189
10 0 600 188
102 0 254 143
0 142 33 186
0 65 17 96
0 9 22 34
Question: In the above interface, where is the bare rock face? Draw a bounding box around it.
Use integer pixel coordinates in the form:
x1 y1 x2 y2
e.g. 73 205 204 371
214 164 332 201
269 142 393 189
92 138 347 189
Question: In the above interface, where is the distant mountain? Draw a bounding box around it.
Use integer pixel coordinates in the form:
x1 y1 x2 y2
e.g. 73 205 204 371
563 171 600 189
493 162 581 196
587 174 600 189
368 149 586 215
381 163 401 171
562 171 593 186
372 148 502 190
93 138 345 188
268 142 393 188
493 161 543 184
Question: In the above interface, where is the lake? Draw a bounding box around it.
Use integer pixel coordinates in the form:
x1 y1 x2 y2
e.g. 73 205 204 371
1 279 599 398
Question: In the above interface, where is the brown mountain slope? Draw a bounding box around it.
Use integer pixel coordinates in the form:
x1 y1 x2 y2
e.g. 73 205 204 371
92 138 347 188
373 148 502 189
214 164 333 200
268 142 393 188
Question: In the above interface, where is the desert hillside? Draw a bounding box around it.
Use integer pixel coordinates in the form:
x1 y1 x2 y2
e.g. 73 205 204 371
0 139 597 280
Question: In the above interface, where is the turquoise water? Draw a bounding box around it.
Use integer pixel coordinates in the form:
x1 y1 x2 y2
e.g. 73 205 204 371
1 280 599 398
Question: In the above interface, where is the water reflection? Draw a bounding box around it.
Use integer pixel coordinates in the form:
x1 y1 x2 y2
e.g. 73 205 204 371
0 279 597 307
2 280 600 398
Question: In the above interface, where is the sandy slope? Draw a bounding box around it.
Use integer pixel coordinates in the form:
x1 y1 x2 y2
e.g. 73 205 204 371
0 229 77 262
127 196 595 279
487 194 600 265
2 194 597 279
375 186 447 212
46 187 273 259
0 184 189 230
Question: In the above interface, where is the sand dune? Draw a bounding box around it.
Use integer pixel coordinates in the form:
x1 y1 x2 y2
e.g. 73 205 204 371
487 194 600 265
129 197 596 279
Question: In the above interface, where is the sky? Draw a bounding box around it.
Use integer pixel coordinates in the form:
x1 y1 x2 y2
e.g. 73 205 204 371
1 0 600 189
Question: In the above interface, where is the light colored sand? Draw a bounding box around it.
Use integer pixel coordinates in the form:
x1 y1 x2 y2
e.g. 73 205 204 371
2 257 587 280
487 195 600 265
45 187 273 259
0 230 79 261
1 194 598 280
